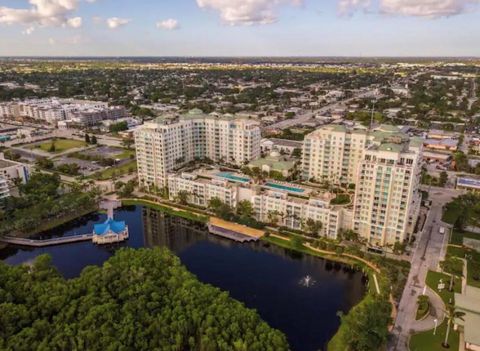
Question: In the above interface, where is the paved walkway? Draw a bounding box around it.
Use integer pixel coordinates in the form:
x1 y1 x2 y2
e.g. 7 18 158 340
388 203 448 351
410 287 445 333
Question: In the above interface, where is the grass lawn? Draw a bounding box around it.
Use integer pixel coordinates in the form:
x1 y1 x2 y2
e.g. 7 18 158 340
415 296 430 320
442 206 463 225
450 230 480 246
410 270 461 351
426 270 461 305
115 149 135 160
410 320 459 351
93 160 137 180
330 193 350 205
447 245 480 288
28 139 86 153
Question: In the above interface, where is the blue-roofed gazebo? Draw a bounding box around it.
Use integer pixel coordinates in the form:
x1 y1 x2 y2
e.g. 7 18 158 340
92 217 129 244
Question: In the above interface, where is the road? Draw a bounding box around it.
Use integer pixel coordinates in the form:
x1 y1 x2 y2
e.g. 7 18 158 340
468 78 478 111
265 89 378 131
388 187 462 351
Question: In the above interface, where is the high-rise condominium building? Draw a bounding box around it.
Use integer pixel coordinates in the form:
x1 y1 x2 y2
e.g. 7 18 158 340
302 124 423 246
353 134 423 246
302 125 369 185
135 109 261 188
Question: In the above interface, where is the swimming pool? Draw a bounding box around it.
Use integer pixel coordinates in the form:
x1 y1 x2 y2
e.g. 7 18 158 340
216 172 250 183
265 182 305 193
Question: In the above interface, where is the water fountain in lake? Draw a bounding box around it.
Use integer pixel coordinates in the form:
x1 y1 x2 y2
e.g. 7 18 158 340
299 275 316 287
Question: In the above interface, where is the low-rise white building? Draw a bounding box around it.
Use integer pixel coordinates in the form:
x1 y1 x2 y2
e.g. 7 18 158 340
0 98 126 126
167 169 348 239
0 176 9 200
0 153 30 185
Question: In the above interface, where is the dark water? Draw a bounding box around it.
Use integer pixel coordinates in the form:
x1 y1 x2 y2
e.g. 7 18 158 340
0 205 366 351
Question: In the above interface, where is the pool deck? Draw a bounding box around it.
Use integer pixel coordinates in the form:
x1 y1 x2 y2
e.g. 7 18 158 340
208 217 264 242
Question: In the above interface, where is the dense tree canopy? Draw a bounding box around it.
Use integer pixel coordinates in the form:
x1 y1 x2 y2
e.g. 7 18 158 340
0 248 289 351
0 173 97 236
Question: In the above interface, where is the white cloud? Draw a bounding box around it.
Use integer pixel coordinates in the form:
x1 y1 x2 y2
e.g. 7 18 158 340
22 26 36 35
48 37 55 45
196 0 302 25
380 0 480 18
106 17 131 29
156 18 179 30
0 0 88 33
337 0 480 17
337 0 371 16
66 16 82 28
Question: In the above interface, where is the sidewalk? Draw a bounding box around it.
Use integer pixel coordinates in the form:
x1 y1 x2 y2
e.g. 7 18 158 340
410 286 445 333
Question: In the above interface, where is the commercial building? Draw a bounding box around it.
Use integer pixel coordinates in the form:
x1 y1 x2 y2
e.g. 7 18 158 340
260 138 303 155
0 98 126 126
135 109 261 188
247 151 296 178
457 177 480 192
454 286 480 351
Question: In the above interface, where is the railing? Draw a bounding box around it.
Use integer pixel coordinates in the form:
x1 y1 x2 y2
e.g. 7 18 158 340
0 234 94 247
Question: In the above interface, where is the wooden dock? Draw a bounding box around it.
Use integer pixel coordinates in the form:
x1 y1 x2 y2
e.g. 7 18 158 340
0 234 94 247
208 217 264 243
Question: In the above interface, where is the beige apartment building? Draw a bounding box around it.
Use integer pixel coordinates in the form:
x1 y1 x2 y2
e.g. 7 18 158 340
302 124 423 246
352 133 423 246
302 124 369 185
135 109 261 188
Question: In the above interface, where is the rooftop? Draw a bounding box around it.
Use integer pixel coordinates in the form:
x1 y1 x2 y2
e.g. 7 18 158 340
0 159 17 169
93 218 127 236
455 286 480 346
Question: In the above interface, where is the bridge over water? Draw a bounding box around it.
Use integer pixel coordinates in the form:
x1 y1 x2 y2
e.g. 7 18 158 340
0 234 93 247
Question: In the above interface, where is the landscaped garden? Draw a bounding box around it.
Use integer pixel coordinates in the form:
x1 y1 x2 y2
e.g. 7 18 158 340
410 270 462 351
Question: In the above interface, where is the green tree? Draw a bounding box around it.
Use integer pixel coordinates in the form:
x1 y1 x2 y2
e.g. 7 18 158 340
121 138 134 150
236 200 254 219
176 190 190 205
439 171 448 187
442 305 465 348
302 218 323 237
338 299 391 351
85 134 90 144
291 236 304 250
91 135 97 145
0 249 289 351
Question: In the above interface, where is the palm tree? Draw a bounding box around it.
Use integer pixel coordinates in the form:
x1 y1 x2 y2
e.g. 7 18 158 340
442 305 465 348
176 190 190 205
267 210 280 226
440 259 461 292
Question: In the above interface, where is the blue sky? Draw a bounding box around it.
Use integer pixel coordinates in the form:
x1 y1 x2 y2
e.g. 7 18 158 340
0 0 479 56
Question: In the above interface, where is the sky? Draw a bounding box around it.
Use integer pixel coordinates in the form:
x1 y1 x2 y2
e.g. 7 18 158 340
0 0 479 57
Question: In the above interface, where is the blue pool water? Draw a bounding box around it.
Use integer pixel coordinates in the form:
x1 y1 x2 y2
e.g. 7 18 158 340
265 182 305 193
216 172 250 183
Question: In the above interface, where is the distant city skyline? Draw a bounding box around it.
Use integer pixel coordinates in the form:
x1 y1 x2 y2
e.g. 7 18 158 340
1 0 480 57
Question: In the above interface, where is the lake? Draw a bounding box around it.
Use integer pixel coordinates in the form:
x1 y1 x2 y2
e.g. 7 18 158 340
0 205 366 351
